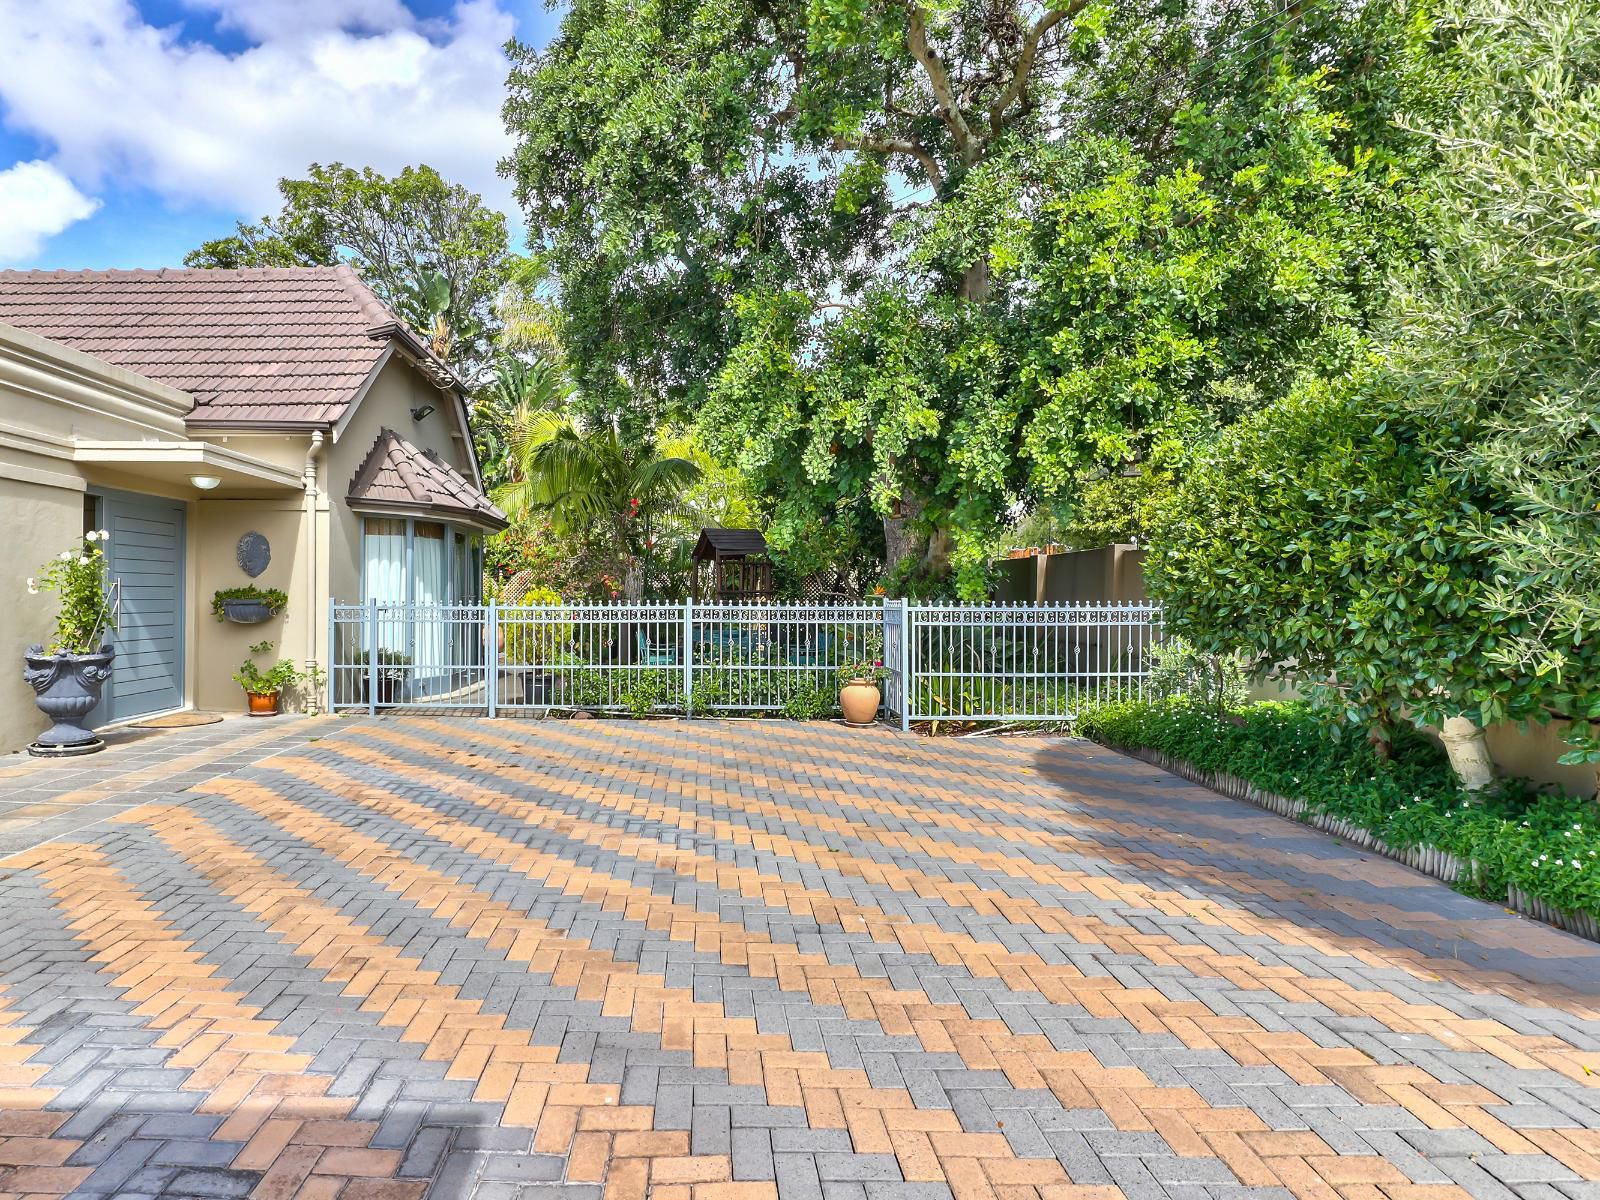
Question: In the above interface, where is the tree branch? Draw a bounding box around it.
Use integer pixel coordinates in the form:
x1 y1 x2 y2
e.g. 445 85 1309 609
988 2 1085 136
834 134 945 191
903 4 979 163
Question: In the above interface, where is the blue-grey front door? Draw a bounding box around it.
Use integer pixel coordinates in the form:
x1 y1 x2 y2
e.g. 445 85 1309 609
93 490 186 723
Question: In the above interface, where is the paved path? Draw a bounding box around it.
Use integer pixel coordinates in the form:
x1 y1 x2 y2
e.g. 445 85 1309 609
0 717 1596 1200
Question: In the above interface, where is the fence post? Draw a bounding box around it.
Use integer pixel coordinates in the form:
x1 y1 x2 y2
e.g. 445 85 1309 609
899 597 912 732
366 598 379 717
326 598 336 714
682 598 694 718
486 600 498 719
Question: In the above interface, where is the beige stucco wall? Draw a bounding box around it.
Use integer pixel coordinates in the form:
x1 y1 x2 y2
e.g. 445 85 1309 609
0 476 91 753
327 355 477 604
190 495 321 711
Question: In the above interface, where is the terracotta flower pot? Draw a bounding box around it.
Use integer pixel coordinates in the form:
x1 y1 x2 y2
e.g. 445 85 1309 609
22 645 115 753
246 690 281 716
839 679 881 726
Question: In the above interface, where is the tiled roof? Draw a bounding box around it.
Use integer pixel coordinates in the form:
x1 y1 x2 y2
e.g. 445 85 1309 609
347 427 508 531
0 265 427 427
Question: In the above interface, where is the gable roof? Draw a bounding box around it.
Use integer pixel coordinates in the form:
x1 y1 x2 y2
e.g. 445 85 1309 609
0 265 457 428
347 427 508 531
692 528 768 560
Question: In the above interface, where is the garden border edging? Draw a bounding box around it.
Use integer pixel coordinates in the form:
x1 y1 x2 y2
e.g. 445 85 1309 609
1096 740 1600 945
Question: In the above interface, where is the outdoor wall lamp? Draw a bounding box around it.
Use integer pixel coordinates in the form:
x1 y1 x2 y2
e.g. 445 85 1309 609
189 474 222 490
410 404 435 421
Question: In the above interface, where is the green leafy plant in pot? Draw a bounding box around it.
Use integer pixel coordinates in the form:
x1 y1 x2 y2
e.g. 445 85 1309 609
22 531 117 754
233 640 316 715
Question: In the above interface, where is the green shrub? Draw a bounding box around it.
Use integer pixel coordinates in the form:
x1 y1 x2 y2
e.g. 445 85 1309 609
1146 637 1248 711
1077 699 1600 918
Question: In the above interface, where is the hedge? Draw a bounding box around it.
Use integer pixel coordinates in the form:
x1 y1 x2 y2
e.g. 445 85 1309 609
1075 699 1600 922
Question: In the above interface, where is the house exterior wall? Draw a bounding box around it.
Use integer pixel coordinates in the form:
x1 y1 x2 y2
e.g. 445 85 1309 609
327 357 477 605
0 323 194 753
189 492 319 711
2 324 483 753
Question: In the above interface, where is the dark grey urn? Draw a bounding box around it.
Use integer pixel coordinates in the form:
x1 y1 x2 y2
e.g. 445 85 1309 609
22 645 115 753
221 599 275 624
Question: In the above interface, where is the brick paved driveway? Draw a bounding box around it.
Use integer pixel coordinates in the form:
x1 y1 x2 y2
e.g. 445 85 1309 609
0 718 1597 1200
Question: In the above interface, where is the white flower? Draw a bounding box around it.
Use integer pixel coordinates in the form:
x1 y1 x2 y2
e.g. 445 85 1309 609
1573 860 1582 869
26 578 37 594
78 555 90 565
98 529 109 540
59 551 73 561
85 531 98 542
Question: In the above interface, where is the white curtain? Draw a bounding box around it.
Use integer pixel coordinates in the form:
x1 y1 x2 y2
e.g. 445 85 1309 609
413 522 447 689
363 519 407 654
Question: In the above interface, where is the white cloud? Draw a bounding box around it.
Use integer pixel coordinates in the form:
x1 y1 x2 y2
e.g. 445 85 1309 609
0 160 100 263
0 0 520 227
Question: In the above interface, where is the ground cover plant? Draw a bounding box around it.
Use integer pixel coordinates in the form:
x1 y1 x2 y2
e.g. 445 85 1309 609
1077 698 1600 920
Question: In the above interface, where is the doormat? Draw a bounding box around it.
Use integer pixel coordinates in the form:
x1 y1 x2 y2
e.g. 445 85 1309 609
133 712 224 729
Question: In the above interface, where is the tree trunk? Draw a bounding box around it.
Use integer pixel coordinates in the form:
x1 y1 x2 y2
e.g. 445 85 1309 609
1367 705 1394 762
622 559 645 603
1440 716 1496 795
959 258 991 303
883 497 922 576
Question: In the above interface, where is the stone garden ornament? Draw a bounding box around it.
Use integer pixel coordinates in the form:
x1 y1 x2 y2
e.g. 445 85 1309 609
237 530 271 577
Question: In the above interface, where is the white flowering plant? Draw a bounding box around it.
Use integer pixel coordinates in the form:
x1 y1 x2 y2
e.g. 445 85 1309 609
27 531 113 655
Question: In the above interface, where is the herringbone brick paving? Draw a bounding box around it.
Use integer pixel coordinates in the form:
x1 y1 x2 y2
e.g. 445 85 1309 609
0 718 1596 1200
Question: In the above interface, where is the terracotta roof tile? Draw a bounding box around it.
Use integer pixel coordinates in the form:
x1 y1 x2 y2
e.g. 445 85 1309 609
347 428 508 531
0 265 415 427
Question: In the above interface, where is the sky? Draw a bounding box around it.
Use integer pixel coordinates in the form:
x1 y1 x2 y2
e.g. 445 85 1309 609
0 0 562 270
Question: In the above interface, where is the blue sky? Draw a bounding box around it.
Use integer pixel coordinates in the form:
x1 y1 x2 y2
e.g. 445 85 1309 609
0 0 561 270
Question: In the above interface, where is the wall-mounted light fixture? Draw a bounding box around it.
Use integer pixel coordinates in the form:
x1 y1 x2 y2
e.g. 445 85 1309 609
410 404 435 421
189 474 222 490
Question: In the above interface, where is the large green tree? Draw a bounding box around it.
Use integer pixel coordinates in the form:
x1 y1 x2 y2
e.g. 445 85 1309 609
186 162 512 381
504 0 1431 590
1386 0 1600 781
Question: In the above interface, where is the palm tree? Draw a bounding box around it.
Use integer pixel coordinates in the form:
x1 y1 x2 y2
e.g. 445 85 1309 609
473 358 573 490
494 417 701 601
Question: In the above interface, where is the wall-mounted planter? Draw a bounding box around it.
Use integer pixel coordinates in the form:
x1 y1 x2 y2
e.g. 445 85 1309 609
221 599 276 624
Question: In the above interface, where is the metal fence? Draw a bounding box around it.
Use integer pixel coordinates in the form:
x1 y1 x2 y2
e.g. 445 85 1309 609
329 599 1160 725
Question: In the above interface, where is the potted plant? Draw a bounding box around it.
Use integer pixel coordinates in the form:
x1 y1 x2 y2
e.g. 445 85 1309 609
213 585 288 624
353 648 412 708
22 531 117 755
233 640 311 715
837 658 888 726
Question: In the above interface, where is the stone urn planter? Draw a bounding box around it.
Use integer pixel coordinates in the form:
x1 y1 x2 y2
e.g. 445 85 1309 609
839 678 881 726
22 645 115 755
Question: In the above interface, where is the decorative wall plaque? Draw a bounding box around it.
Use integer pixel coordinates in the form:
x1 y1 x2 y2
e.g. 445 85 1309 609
237 531 271 578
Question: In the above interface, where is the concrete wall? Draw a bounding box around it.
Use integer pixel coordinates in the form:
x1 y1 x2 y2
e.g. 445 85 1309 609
993 546 1148 603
